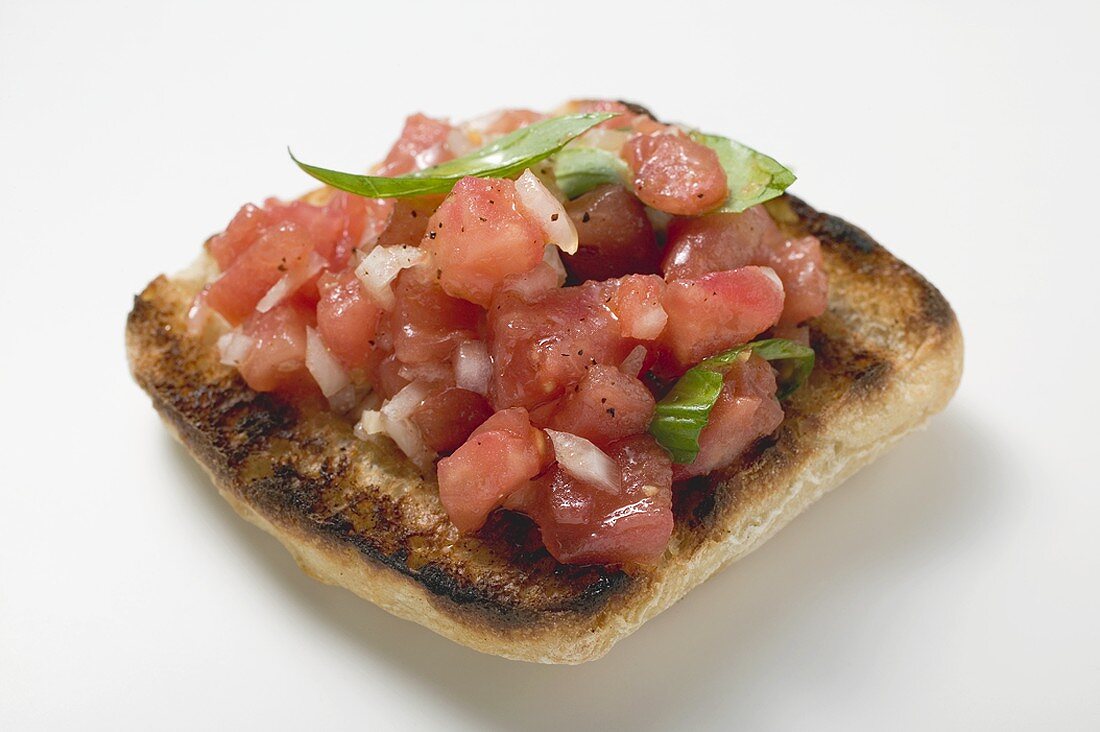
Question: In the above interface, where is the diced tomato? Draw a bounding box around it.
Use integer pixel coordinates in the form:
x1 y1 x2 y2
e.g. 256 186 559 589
504 434 673 565
544 365 655 446
663 206 828 326
607 274 667 341
209 193 388 275
376 194 445 247
410 387 494 454
198 102 825 569
316 268 382 370
488 282 633 410
563 185 660 282
391 265 482 364
674 355 783 480
436 408 551 532
236 300 315 393
622 132 728 216
660 267 785 367
207 204 272 270
317 191 391 267
422 177 546 307
205 223 313 325
264 191 388 269
377 113 454 177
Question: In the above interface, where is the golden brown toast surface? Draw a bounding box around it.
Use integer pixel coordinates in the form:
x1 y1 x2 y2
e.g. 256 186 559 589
126 195 962 663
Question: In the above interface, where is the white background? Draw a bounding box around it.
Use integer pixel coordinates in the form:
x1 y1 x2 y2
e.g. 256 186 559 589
2 0 1098 729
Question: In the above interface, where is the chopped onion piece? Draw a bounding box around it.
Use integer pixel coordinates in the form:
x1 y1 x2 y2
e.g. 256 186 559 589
619 345 648 378
256 277 291 314
499 245 565 300
381 380 433 422
383 416 435 471
256 253 326 313
305 327 354 410
545 429 621 494
354 407 435 471
542 244 567 285
354 244 426 309
627 306 668 340
454 341 492 395
575 127 631 154
354 409 386 439
463 110 504 134
217 330 254 367
514 169 578 254
446 127 477 156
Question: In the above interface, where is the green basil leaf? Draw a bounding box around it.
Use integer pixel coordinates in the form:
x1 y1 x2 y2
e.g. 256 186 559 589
290 113 616 199
553 146 631 199
649 338 815 463
648 368 726 464
691 131 797 213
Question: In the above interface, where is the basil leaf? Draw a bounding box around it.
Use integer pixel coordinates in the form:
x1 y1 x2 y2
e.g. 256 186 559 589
648 368 726 464
290 113 616 199
553 146 631 199
691 131 796 213
649 338 815 463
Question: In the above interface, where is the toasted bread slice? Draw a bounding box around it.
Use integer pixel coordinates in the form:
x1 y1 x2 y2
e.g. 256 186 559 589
126 195 962 664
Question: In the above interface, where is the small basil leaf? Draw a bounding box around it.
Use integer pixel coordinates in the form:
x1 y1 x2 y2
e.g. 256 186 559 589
291 113 615 199
691 131 796 213
649 368 725 464
649 338 815 463
553 146 631 199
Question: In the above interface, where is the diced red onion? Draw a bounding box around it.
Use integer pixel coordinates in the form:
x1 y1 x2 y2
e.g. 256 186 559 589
217 330 254 367
545 429 621 494
514 169 578 254
354 244 426 309
454 341 491 395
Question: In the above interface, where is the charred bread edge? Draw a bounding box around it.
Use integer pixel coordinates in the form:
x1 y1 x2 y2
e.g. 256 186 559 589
126 194 963 664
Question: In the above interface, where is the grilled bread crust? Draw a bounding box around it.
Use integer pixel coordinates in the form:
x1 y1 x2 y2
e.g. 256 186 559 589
126 195 963 663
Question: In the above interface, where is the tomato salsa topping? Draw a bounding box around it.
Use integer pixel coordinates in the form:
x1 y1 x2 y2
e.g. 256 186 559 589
194 101 824 567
